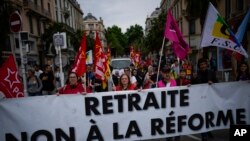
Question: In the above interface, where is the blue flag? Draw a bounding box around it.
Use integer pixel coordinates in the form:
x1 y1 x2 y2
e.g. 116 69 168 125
236 9 250 42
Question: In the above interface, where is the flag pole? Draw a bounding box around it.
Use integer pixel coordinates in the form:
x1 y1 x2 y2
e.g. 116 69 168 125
156 37 166 87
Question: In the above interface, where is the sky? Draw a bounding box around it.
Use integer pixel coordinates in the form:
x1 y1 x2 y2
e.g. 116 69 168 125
79 0 161 33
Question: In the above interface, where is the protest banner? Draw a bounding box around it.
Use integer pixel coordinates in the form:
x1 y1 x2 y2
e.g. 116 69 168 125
0 81 250 141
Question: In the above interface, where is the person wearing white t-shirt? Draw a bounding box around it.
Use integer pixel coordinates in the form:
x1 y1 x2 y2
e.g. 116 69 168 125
124 67 137 86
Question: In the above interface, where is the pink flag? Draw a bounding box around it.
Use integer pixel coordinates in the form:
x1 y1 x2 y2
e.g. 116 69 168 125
164 9 189 60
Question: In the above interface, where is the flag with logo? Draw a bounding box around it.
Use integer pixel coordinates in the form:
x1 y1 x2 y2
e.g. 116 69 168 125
94 32 105 81
71 32 87 77
236 9 250 42
233 8 250 60
164 9 189 60
102 53 111 89
107 47 111 63
134 51 140 68
0 55 24 98
200 2 248 58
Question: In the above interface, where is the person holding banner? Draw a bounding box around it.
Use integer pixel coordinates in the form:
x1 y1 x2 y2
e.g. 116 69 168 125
113 74 136 91
157 68 177 87
58 72 87 95
27 69 43 96
236 61 250 81
192 58 217 141
192 58 218 85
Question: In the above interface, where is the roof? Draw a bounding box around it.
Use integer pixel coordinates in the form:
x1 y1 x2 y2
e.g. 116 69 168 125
83 13 97 20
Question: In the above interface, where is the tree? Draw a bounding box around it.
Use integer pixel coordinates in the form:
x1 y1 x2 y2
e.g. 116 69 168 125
106 26 127 56
144 11 167 54
69 29 83 51
41 22 65 55
125 24 144 51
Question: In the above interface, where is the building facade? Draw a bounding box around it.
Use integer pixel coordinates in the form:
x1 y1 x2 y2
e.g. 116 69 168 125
83 13 107 51
145 7 161 36
160 0 250 78
4 0 84 69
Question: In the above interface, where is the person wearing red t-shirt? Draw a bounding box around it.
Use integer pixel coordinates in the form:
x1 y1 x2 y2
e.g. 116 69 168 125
113 74 136 91
176 69 191 86
58 72 87 95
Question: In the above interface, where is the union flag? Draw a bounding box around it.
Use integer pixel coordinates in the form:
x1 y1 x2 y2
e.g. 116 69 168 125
94 32 105 81
0 55 24 98
71 32 87 77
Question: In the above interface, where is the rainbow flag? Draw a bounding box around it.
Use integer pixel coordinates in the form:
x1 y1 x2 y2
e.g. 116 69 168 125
200 3 248 58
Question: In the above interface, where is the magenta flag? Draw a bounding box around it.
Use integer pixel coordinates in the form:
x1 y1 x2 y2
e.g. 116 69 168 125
164 10 189 60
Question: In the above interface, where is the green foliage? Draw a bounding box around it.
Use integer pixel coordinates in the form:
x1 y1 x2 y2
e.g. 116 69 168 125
144 11 166 54
125 24 144 46
41 22 65 50
69 29 83 51
106 25 127 56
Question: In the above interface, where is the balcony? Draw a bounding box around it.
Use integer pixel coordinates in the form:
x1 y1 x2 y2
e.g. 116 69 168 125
23 0 52 20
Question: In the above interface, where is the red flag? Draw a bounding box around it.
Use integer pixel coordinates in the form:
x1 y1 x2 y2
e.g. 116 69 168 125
102 53 111 89
71 32 87 77
0 55 24 98
107 47 111 63
164 9 189 60
94 32 105 80
134 51 140 68
130 46 135 65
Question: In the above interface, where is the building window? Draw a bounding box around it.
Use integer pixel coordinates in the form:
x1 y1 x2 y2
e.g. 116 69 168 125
236 0 243 11
41 0 44 10
48 3 51 13
29 41 35 52
225 0 231 19
15 38 19 49
56 10 58 22
189 19 195 35
29 15 33 34
37 18 41 35
4 36 11 51
89 24 94 30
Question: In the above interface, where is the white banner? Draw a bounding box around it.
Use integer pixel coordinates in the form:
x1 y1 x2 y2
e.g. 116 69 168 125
0 81 250 141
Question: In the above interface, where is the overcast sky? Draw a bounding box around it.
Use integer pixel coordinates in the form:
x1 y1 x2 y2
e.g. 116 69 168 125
79 0 161 33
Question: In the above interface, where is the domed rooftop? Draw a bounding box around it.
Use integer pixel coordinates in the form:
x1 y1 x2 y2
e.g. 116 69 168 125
151 8 161 17
84 13 97 20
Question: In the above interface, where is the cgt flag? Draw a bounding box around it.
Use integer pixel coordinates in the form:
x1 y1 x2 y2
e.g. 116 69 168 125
0 55 24 98
200 3 248 58
164 9 189 60
94 32 105 81
71 32 87 77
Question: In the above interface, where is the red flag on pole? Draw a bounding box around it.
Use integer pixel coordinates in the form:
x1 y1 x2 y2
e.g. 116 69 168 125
0 55 24 98
130 46 135 65
94 32 105 80
134 51 140 68
71 32 87 77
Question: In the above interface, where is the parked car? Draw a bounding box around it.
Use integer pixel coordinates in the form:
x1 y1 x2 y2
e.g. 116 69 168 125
111 58 131 76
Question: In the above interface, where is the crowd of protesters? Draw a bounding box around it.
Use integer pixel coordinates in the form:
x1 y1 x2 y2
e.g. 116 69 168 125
25 56 250 98
22 56 250 141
